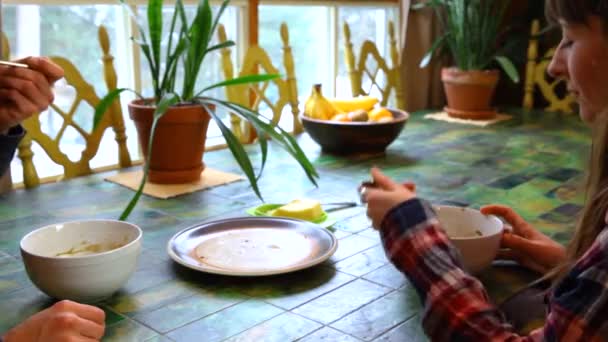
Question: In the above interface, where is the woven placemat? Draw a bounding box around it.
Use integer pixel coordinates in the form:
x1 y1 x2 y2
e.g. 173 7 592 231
425 111 512 127
105 168 243 199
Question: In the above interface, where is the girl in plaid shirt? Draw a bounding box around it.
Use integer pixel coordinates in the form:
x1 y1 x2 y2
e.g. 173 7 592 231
364 1 608 341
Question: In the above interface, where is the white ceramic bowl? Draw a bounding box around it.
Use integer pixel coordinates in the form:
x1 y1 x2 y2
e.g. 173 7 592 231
20 219 142 303
434 205 503 274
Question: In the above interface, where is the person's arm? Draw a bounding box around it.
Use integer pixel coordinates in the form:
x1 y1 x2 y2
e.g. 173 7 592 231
0 125 25 176
381 198 608 341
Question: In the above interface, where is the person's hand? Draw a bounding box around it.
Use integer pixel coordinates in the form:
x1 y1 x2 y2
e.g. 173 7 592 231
481 204 567 274
364 167 417 229
0 56 64 133
3 300 106 342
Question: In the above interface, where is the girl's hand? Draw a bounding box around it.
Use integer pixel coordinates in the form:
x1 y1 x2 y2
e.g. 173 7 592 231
3 300 105 342
481 204 567 274
364 167 417 229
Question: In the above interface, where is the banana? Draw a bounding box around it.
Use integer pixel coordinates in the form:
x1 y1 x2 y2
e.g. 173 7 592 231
304 84 340 120
329 96 379 112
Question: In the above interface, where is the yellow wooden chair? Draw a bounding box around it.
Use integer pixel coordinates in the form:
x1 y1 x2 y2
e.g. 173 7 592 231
13 26 132 188
1 32 8 60
523 19 575 113
218 22 301 144
343 21 405 110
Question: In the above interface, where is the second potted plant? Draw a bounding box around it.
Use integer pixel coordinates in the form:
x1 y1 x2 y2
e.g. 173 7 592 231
417 0 520 120
95 0 318 220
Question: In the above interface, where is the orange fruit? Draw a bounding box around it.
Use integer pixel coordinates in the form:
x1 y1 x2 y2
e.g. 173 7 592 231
368 107 393 122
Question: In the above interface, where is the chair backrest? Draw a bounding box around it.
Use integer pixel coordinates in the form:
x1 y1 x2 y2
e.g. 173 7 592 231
343 21 405 110
218 22 301 144
1 33 8 60
13 25 132 188
523 19 575 113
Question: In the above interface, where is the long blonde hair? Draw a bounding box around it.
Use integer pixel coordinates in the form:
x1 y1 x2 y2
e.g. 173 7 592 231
551 114 608 281
545 0 608 283
544 0 608 283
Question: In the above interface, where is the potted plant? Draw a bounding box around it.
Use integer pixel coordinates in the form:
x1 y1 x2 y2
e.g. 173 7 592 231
95 0 318 220
417 0 520 120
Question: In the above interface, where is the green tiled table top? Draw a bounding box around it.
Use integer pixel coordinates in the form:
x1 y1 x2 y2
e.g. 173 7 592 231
0 109 587 341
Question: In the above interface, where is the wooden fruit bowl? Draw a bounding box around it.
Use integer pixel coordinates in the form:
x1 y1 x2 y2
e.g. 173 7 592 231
301 108 409 154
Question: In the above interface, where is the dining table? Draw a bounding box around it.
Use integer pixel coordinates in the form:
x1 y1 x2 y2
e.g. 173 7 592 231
0 108 587 341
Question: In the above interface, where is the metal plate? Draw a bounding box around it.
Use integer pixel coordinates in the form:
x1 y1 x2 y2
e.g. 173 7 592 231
167 217 338 276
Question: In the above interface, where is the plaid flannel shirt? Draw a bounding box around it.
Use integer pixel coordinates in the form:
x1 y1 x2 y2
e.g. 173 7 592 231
380 198 608 342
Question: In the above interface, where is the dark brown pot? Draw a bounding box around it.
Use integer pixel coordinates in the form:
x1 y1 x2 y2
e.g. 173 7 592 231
441 67 500 120
129 99 211 184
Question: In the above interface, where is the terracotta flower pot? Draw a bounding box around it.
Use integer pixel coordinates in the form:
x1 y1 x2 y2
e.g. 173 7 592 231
441 67 500 120
129 99 211 184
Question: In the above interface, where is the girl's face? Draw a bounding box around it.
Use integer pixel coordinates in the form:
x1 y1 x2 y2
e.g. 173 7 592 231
548 16 608 123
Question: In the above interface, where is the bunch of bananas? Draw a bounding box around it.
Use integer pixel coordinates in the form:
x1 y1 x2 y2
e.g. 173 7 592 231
303 84 381 121
304 84 339 120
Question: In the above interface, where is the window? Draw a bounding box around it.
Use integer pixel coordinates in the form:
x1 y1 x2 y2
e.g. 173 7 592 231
258 4 399 107
4 4 133 182
3 1 398 185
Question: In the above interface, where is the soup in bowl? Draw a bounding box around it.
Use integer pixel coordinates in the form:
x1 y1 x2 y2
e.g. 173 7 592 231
434 205 503 274
20 219 142 303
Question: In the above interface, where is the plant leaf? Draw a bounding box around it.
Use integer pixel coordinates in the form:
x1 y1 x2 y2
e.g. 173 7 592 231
254 131 269 181
147 0 163 74
202 103 264 201
119 0 149 47
93 88 144 131
420 34 447 68
411 0 441 10
210 0 230 43
183 0 213 99
202 98 319 185
119 94 180 220
162 0 181 92
194 74 280 98
211 100 270 180
199 98 269 180
494 55 520 83
94 88 127 131
205 40 235 54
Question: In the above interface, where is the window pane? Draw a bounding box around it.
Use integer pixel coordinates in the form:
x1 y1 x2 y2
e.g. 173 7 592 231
4 5 136 183
258 5 331 132
259 5 331 107
337 6 399 104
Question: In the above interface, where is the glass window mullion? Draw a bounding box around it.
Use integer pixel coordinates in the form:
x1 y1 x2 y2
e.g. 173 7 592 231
329 5 338 97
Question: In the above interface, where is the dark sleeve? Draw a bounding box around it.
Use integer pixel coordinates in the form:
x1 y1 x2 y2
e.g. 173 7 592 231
0 125 25 176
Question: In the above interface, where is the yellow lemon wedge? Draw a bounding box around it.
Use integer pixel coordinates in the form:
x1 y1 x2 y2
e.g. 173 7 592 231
269 199 324 221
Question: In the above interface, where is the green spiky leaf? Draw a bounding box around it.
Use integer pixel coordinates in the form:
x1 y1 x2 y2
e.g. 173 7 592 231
119 94 180 221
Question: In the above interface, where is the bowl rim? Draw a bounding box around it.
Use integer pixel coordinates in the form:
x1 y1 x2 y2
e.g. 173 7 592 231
433 205 504 241
20 219 143 261
300 107 409 126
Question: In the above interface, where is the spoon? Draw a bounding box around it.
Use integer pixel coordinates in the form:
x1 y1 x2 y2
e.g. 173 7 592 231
322 202 360 212
0 60 29 68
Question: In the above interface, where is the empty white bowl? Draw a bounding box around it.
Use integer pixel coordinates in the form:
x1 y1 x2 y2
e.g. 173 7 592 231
20 219 142 303
434 205 503 274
